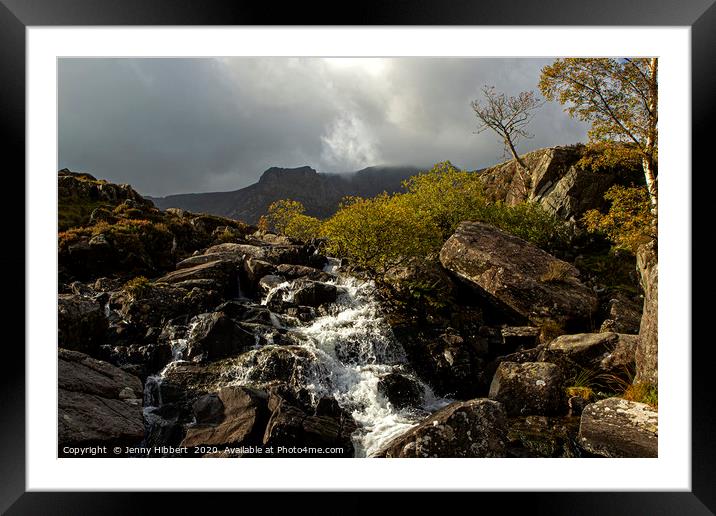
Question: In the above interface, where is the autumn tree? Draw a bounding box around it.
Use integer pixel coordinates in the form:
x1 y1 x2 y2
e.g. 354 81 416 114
471 86 544 191
321 193 442 274
266 199 321 242
539 58 658 218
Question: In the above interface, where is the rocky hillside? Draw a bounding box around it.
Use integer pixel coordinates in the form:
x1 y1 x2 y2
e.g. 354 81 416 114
148 165 421 224
478 144 644 222
57 161 657 459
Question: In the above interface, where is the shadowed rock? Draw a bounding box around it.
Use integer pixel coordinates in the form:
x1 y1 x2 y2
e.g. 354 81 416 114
488 361 565 416
440 222 597 329
58 349 144 450
378 399 508 458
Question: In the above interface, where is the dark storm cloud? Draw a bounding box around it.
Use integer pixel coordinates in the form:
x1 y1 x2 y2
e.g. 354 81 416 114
58 57 589 196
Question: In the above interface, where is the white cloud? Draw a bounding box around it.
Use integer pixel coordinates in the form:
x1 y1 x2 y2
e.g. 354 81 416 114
320 113 382 171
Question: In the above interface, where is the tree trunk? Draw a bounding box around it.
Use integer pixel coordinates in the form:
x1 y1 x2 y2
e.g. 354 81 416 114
505 137 531 198
643 57 658 231
643 154 658 216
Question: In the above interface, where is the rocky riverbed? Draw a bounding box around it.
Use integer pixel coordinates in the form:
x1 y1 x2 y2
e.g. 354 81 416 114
57 166 658 458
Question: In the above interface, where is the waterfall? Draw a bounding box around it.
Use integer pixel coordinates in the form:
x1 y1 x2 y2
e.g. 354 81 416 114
140 258 451 457
240 273 451 457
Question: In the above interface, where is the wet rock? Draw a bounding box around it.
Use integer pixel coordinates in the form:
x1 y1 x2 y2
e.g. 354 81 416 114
244 258 277 292
262 393 355 456
285 306 315 323
314 396 342 417
236 346 324 402
537 332 638 382
262 245 314 266
291 279 337 307
439 221 597 329
58 293 108 355
275 263 333 282
395 328 486 399
635 240 658 386
506 415 583 457
378 399 508 458
175 253 239 269
488 361 565 416
58 349 144 450
99 342 173 380
110 282 220 332
182 386 270 448
258 274 286 295
185 312 257 362
377 371 424 410
578 397 657 457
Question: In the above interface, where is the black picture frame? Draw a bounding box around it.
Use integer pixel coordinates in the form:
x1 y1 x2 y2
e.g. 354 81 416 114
2 0 710 513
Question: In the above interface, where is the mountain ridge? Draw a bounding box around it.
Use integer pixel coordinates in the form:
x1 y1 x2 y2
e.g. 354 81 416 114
146 165 423 224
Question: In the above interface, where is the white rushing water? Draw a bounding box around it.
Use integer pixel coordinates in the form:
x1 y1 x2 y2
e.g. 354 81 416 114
141 257 451 457
246 268 451 457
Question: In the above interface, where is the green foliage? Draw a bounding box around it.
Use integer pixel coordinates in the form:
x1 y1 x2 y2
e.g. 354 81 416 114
398 161 570 252
583 185 653 252
318 161 571 274
539 58 657 150
575 141 644 174
262 162 571 276
267 199 304 234
480 200 572 253
538 320 566 344
321 194 442 274
622 382 658 408
123 276 151 297
400 161 490 240
58 199 113 231
266 199 322 242
574 247 639 296
285 213 322 242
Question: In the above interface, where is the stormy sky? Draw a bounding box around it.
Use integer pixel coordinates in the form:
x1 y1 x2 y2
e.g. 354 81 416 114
58 58 589 197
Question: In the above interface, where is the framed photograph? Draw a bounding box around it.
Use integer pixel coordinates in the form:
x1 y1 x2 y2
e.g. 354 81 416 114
4 0 710 512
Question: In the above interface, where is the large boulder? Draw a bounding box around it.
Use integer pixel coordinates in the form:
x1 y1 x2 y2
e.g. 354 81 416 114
155 259 239 297
439 222 597 329
290 279 337 307
394 328 487 399
634 240 658 386
110 282 220 332
236 345 327 408
261 393 356 456
203 242 267 261
377 371 424 410
378 399 508 458
181 386 270 448
275 263 333 282
537 332 638 382
58 349 144 452
185 311 257 362
488 361 565 416
58 293 108 354
578 397 657 457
